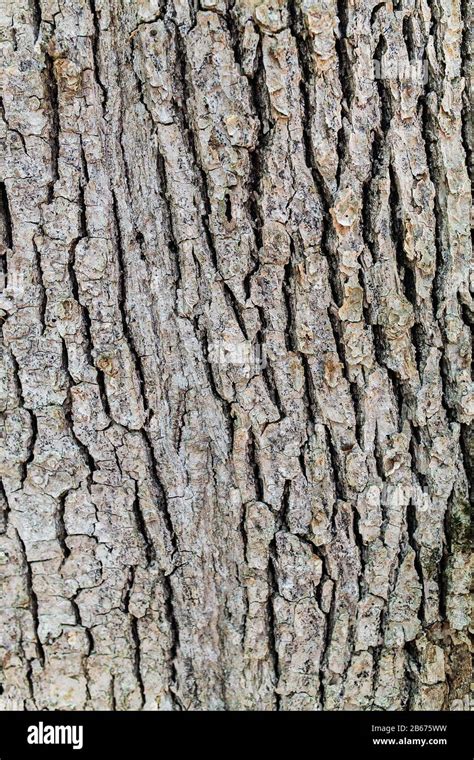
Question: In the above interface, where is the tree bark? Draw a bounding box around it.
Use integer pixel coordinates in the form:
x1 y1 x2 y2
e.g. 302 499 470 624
0 0 471 711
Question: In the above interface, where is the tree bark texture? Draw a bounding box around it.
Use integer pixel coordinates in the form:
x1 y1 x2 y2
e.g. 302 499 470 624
0 0 472 711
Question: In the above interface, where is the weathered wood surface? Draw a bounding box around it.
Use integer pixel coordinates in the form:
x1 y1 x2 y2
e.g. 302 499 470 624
0 0 472 710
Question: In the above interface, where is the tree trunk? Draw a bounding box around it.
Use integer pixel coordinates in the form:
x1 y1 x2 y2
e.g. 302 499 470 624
0 0 471 712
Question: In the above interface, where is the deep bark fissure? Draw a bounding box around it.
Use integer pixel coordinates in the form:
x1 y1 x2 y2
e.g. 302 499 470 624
162 572 181 710
56 489 71 562
44 52 59 202
131 479 155 566
248 425 264 503
31 0 42 42
267 543 281 711
89 0 108 112
16 531 45 667
334 0 354 188
460 0 472 182
32 237 46 330
406 500 425 623
130 616 146 708
0 182 13 250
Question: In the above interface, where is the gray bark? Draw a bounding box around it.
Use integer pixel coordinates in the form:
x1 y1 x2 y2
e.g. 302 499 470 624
0 0 472 711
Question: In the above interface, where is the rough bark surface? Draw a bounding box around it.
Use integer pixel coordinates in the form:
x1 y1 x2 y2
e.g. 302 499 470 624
0 0 472 711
